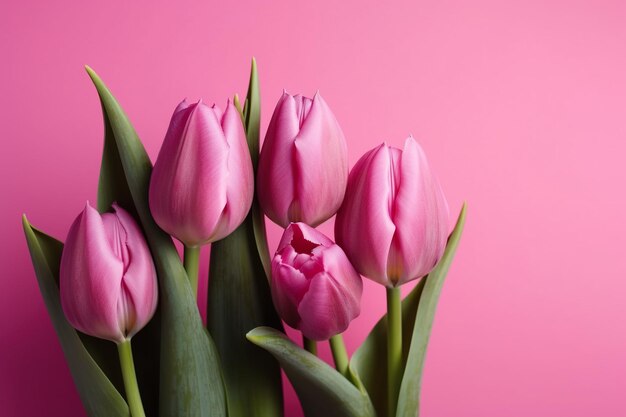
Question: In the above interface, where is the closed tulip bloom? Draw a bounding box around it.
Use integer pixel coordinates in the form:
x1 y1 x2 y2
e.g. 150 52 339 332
335 137 450 287
60 203 158 343
271 223 362 341
149 99 254 247
257 92 348 228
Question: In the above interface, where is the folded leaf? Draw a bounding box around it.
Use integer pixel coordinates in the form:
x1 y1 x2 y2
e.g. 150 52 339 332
96 93 160 416
244 58 271 279
86 66 227 417
248 327 376 417
350 204 467 417
208 59 283 417
22 216 129 417
396 204 466 417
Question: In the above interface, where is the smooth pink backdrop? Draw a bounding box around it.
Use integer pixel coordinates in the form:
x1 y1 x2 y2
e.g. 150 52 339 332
2 1 626 416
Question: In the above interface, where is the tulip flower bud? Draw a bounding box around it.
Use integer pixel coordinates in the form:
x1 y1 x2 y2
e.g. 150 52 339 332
60 203 158 343
335 137 450 287
257 92 348 228
271 223 362 341
149 99 254 247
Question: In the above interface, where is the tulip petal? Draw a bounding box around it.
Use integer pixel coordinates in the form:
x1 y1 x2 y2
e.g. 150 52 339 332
293 93 348 226
257 93 299 227
109 204 158 338
215 101 255 241
270 261 310 329
60 203 125 343
298 271 357 341
390 137 450 285
318 245 363 309
149 102 230 246
335 144 396 286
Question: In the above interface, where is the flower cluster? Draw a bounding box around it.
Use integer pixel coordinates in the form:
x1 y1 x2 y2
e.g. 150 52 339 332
26 63 459 417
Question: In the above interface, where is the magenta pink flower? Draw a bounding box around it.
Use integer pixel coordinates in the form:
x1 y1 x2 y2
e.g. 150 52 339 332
60 203 158 343
149 99 254 247
271 223 362 341
335 137 450 287
257 92 348 228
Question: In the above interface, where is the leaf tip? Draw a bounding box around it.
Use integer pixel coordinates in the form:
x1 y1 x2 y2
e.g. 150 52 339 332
458 201 468 222
84 65 96 79
84 65 105 93
246 332 261 346
21 213 30 229
246 326 278 345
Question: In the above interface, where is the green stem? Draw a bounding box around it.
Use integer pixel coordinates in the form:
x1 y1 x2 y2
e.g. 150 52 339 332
387 286 402 417
329 334 349 377
183 245 200 298
303 334 317 356
117 340 146 417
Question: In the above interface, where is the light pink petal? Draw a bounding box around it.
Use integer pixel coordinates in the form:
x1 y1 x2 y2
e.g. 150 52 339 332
297 271 360 341
290 222 334 248
277 224 328 272
211 103 224 122
60 203 125 343
292 95 313 126
318 244 363 305
109 204 158 338
293 93 348 226
335 144 396 286
391 137 450 285
270 260 310 329
257 93 299 227
212 100 254 241
149 101 230 246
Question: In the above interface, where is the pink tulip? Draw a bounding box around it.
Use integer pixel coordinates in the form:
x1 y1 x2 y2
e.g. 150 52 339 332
271 223 362 341
257 92 348 228
60 203 158 343
335 137 450 287
149 99 254 247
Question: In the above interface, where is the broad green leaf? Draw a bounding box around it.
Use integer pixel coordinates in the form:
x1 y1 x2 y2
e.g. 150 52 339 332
208 226 284 417
247 327 376 417
350 204 467 417
86 66 227 417
22 216 129 417
208 59 284 417
396 203 466 417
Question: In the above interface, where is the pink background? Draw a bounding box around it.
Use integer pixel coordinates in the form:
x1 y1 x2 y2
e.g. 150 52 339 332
2 0 626 416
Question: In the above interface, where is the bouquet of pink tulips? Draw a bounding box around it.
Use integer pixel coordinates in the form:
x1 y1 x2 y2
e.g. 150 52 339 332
23 60 465 417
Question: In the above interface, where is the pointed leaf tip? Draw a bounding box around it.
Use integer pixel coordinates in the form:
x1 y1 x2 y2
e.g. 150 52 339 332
84 65 97 80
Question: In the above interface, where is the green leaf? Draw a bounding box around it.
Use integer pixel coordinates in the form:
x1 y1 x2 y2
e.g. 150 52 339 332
86 66 227 417
350 204 467 417
22 216 130 417
208 58 284 417
208 226 284 417
396 203 467 417
242 58 271 280
95 74 160 417
247 327 376 417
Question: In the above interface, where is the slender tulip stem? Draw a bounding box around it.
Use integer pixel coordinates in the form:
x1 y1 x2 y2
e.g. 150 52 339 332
387 286 402 417
117 340 146 417
303 334 317 356
329 334 350 377
183 245 200 298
